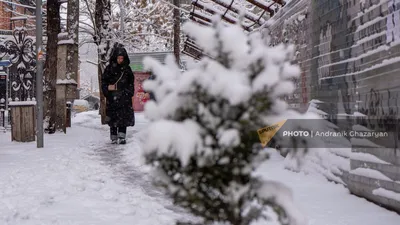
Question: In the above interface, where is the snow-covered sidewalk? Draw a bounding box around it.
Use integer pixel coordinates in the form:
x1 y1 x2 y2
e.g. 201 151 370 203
0 111 188 225
0 111 399 225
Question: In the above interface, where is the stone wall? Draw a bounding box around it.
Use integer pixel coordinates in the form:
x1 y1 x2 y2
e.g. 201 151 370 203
343 145 400 212
268 0 400 212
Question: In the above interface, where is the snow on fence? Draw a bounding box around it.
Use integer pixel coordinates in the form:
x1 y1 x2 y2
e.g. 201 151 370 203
0 27 36 102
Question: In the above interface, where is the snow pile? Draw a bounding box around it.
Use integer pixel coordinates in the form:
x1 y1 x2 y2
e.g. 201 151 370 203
373 188 400 202
284 100 351 185
305 99 327 117
349 152 391 164
72 110 107 130
141 17 309 225
349 168 392 181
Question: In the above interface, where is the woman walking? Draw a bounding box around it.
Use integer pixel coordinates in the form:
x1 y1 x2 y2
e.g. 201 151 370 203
101 46 135 144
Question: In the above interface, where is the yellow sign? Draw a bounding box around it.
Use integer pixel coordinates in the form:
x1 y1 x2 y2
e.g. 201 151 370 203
257 120 287 147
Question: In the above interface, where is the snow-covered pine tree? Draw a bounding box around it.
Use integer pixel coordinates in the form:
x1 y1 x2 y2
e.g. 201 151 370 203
141 16 307 225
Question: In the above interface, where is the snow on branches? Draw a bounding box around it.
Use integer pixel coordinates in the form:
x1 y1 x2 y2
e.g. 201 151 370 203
80 0 190 53
140 16 309 225
112 0 191 52
107 0 171 52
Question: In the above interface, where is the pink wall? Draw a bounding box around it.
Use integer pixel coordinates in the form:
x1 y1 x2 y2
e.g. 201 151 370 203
133 72 151 112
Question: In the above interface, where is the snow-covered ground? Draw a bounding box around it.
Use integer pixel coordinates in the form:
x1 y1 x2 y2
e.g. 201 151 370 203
0 111 399 225
255 150 400 225
0 111 190 225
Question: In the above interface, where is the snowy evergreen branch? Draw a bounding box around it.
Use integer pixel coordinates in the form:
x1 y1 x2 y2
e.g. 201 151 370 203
141 15 308 225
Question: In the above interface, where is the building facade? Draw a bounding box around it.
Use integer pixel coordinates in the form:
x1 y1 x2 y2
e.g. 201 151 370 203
0 0 35 34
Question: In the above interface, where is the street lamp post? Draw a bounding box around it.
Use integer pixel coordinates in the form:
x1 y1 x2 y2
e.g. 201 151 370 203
36 0 44 148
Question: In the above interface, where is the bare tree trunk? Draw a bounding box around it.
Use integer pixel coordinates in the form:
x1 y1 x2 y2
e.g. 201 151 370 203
173 0 181 64
95 0 112 124
44 0 60 134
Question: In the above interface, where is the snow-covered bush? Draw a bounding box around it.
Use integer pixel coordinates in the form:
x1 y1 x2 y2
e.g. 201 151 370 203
140 16 307 225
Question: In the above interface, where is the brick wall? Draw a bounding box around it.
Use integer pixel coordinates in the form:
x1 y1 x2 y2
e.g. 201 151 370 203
268 0 400 213
0 2 12 31
270 0 400 120
0 1 36 35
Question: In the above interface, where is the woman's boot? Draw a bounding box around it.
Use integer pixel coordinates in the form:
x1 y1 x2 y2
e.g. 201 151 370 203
118 126 127 144
110 127 118 144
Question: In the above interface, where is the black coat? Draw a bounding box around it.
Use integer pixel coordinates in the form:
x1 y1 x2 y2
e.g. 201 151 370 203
101 48 135 127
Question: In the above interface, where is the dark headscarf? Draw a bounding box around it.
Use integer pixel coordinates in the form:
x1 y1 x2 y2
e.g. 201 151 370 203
109 45 130 67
